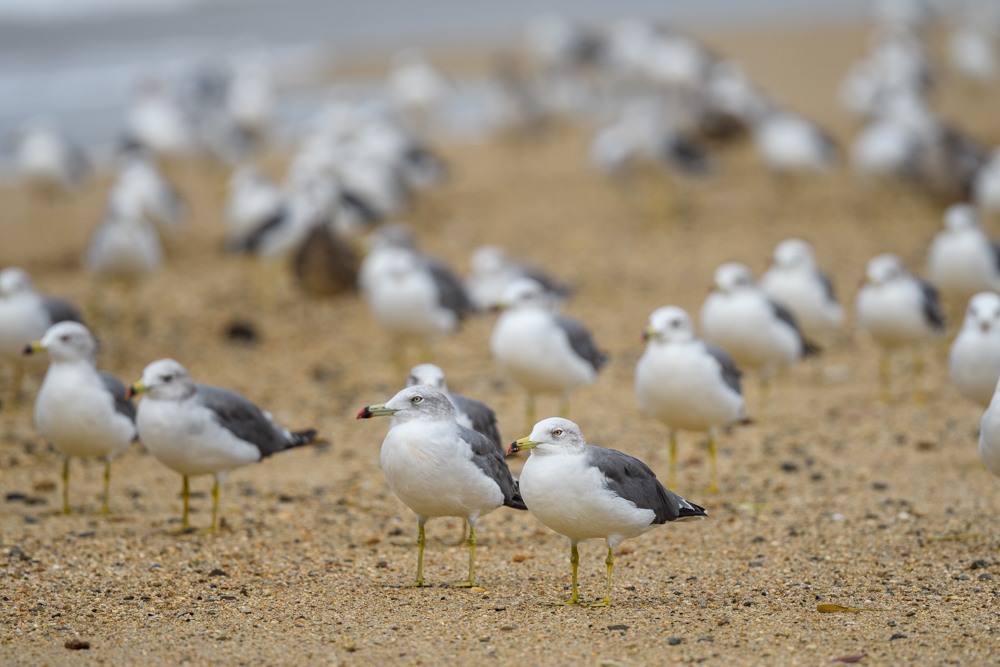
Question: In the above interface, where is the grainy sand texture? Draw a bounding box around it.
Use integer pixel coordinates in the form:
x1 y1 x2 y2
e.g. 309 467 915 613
3 21 1000 667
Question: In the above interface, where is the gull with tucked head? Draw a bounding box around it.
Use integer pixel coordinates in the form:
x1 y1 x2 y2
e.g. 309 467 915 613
357 385 525 588
129 359 317 532
508 418 706 606
25 321 135 514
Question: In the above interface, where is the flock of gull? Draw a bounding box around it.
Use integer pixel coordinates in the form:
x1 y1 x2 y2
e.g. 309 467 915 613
3 1 1000 605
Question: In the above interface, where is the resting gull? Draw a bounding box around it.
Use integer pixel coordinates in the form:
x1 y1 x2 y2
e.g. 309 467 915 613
950 292 1000 407
635 306 744 492
357 386 525 587
927 203 1000 308
491 278 607 428
129 359 317 532
25 322 136 514
855 253 945 402
508 418 706 606
760 239 844 343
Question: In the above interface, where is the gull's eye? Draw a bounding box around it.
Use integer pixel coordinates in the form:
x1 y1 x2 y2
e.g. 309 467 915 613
670 319 680 328
553 429 563 436
412 396 423 403
60 335 71 342
163 375 173 383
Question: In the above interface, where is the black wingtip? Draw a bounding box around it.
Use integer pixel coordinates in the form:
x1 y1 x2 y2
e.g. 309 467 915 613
289 429 318 448
678 502 708 519
802 339 822 358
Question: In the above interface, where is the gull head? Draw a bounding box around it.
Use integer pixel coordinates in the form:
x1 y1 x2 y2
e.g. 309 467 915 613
773 238 816 270
508 417 586 455
943 203 979 232
129 358 196 401
357 385 455 423
865 253 906 286
497 277 552 311
0 267 36 297
378 247 422 281
25 322 97 363
643 306 695 344
406 363 449 393
713 262 754 294
470 245 510 278
964 292 1000 334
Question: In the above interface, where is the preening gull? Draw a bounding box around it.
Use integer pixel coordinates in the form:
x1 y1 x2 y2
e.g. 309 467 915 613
129 359 317 532
926 204 1000 307
950 292 1000 407
760 239 844 342
635 306 744 492
406 364 502 454
855 253 945 402
508 418 706 606
491 278 607 427
700 262 817 403
357 386 525 587
0 267 83 405
25 322 135 514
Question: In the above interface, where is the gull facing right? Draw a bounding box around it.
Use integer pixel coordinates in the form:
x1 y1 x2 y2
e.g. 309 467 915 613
950 292 1000 407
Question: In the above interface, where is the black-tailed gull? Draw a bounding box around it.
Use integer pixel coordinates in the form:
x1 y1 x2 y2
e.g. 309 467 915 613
927 204 1000 307
406 364 502 454
0 267 83 406
129 359 317 532
357 386 525 587
700 262 817 404
635 306 744 492
855 253 945 402
25 322 136 514
760 239 844 342
950 292 1000 407
491 278 607 428
507 418 706 606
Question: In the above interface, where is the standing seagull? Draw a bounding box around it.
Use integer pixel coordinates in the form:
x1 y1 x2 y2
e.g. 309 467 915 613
507 418 706 606
950 292 1000 407
357 386 525 587
856 253 945 403
927 204 1000 310
406 364 502 454
635 307 744 492
700 263 817 405
760 239 844 343
128 359 317 532
24 322 135 514
0 267 83 406
491 278 607 428
466 245 572 312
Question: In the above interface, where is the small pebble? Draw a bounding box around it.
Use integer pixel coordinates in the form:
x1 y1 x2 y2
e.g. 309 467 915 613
890 633 907 640
64 639 90 650
667 637 681 646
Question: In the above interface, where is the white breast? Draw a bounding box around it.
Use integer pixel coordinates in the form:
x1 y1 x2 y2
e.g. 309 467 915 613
367 271 455 339
490 309 595 394
635 341 743 432
950 328 1000 407
35 363 135 459
760 268 843 340
518 450 657 547
980 396 1000 477
927 230 1000 301
700 291 801 371
379 420 504 522
136 397 261 476
855 281 936 349
0 295 50 361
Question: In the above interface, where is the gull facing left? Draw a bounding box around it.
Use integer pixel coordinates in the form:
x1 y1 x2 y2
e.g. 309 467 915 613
129 359 317 532
357 386 525 588
508 418 706 606
25 322 136 514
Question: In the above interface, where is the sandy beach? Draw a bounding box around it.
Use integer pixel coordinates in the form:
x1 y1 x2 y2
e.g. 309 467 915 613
3 20 1000 666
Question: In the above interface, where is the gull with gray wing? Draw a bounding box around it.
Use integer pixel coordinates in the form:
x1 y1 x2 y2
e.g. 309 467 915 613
128 359 317 532
508 418 706 606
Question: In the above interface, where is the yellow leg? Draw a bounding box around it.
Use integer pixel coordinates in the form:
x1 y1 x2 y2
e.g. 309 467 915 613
668 430 678 490
704 431 719 495
455 522 477 587
199 476 220 534
879 352 892 404
404 523 431 587
550 543 581 605
525 394 536 432
588 547 614 607
912 351 926 404
100 460 112 514
181 475 191 531
61 458 71 515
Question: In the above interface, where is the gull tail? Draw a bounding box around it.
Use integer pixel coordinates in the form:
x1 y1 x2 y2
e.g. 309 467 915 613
674 495 708 522
286 429 318 450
